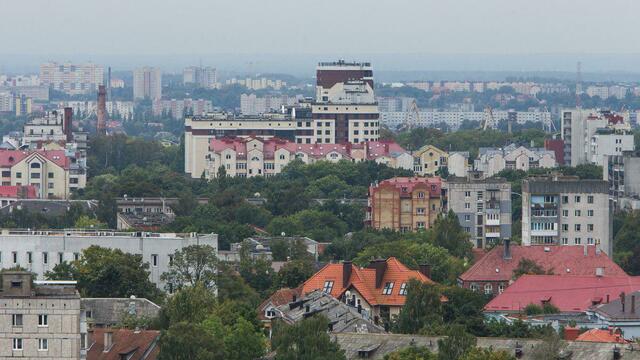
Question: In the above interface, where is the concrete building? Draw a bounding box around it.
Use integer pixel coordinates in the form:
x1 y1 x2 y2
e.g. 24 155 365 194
590 128 634 167
152 98 213 119
202 137 412 179
522 176 612 254
0 92 13 112
240 94 300 115
447 151 470 178
475 144 557 178
444 173 512 249
413 145 448 176
39 62 103 95
22 109 72 146
62 101 135 121
0 229 217 289
561 109 631 166
313 61 380 144
604 151 640 210
133 67 162 100
0 271 83 359
183 66 217 89
366 177 443 232
380 110 551 130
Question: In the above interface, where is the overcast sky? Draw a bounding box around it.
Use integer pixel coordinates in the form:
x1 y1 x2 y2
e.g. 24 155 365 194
2 0 640 72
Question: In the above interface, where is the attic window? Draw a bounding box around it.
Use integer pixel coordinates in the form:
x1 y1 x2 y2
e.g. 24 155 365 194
399 283 408 296
382 282 394 295
322 281 334 294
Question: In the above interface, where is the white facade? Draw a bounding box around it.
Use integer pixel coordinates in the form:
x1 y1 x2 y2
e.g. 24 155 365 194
183 66 217 89
133 67 162 100
380 110 551 130
475 144 557 178
240 94 300 115
0 92 12 112
39 62 103 95
62 101 135 120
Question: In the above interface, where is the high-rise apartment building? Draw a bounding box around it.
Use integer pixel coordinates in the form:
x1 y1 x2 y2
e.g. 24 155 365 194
366 177 443 232
313 60 379 144
444 173 512 249
604 150 640 210
522 176 612 254
133 67 162 100
183 66 217 88
39 62 103 95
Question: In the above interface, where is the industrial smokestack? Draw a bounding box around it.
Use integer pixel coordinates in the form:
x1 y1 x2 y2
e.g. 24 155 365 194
96 85 107 135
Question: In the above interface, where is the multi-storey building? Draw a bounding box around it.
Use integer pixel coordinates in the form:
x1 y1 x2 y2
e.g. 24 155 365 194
604 150 640 210
240 94 301 115
380 110 551 130
203 137 412 179
366 177 443 232
133 67 162 100
62 101 135 121
444 173 512 248
561 109 631 166
39 62 103 95
152 98 213 119
225 77 286 90
313 61 379 144
413 145 448 176
22 110 70 145
475 144 557 178
0 271 83 359
0 230 217 290
0 92 12 112
522 176 612 254
183 66 217 88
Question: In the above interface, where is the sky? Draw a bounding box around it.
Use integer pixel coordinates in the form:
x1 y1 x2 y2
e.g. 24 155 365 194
2 0 640 73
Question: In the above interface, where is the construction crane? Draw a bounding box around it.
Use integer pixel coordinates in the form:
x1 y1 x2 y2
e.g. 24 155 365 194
481 106 495 130
544 106 557 133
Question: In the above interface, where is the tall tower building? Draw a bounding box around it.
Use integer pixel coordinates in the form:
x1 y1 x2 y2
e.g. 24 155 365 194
133 67 162 100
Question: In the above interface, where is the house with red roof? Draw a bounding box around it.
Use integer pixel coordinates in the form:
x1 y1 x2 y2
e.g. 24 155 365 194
0 185 38 207
299 257 434 324
458 242 626 296
366 176 444 232
87 328 159 360
575 328 629 344
484 274 640 316
203 136 412 179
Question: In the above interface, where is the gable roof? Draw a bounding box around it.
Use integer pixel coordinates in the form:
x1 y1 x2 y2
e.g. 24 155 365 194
485 275 640 313
576 329 628 344
300 257 434 307
87 328 159 360
0 185 37 199
590 290 640 321
258 287 302 320
459 245 626 283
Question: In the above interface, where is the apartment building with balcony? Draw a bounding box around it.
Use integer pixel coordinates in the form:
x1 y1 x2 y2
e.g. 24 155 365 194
522 176 612 254
604 150 640 210
444 172 512 249
366 177 443 232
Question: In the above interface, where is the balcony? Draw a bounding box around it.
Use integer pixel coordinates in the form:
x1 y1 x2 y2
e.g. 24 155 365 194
485 231 501 238
486 218 500 226
531 229 558 237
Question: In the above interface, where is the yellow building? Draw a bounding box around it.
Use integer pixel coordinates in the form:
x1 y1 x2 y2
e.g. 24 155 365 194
413 145 448 176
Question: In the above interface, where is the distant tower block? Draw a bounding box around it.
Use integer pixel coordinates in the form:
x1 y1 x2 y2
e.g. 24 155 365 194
96 85 107 135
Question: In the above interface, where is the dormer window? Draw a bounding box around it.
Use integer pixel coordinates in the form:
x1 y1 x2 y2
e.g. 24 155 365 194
322 280 334 294
417 192 425 199
382 282 394 295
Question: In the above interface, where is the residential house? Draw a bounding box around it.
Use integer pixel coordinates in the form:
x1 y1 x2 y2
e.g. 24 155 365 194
586 291 640 340
474 144 556 178
413 145 448 176
87 328 159 360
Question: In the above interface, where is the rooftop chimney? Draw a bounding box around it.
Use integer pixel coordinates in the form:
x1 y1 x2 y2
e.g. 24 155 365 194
103 331 113 352
368 259 387 288
419 264 432 279
621 292 626 313
503 240 512 260
632 295 636 314
343 261 352 289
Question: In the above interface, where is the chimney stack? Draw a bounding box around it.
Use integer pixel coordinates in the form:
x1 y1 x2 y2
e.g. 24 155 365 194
343 261 352 289
503 239 512 260
621 292 626 313
419 264 432 279
96 85 107 135
632 295 636 314
368 259 387 288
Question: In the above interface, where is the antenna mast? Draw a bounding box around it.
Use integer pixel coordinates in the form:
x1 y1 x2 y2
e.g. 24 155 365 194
575 61 582 108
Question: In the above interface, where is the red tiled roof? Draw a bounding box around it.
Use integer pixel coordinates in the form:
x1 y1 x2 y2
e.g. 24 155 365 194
0 149 70 170
373 177 442 198
459 245 625 282
300 257 434 307
87 328 160 360
258 287 302 320
576 328 628 344
0 185 37 199
484 275 640 313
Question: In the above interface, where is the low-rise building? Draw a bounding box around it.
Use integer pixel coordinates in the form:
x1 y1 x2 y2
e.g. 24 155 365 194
300 258 434 325
475 144 557 178
115 197 208 230
444 173 511 248
458 242 626 296
587 291 640 340
87 328 159 360
522 176 612 254
366 177 443 232
0 185 38 207
412 145 448 176
0 271 83 359
81 297 160 329
447 151 470 178
0 229 217 289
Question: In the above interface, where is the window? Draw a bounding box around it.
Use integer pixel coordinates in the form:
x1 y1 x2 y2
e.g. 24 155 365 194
587 224 594 232
587 237 594 245
562 237 568 245
588 195 594 204
73 253 80 261
562 196 568 204
322 281 334 293
48 172 54 178
30 162 40 169
562 224 569 231
168 254 174 265
416 208 426 215
399 283 408 296
12 314 22 327
574 237 582 245
464 191 471 197
477 191 483 200
575 210 581 216
151 254 158 267
464 203 470 209
48 182 54 189
12 252 17 264
31 173 40 179
574 195 581 203
464 215 471 221
484 283 492 295
417 192 425 199
12 338 22 351
16 172 22 179
27 252 32 264
588 210 594 217
382 282 394 295
38 338 48 351
43 252 48 264
470 283 479 292
416 221 425 229
38 314 48 327
575 224 581 232
562 210 568 217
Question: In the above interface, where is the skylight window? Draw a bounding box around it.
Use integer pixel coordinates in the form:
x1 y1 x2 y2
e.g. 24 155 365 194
382 282 394 295
399 283 408 296
322 280 334 294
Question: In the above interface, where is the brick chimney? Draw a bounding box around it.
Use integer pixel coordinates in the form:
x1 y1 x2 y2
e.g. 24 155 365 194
632 295 636 314
419 264 432 279
503 239 512 260
343 261 352 289
368 259 387 288
564 326 580 341
621 292 626 313
63 107 73 142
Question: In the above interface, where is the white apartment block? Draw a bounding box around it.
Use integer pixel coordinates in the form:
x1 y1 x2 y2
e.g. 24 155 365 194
586 85 629 100
240 94 301 115
183 66 217 89
380 110 551 130
61 101 135 120
0 230 218 290
590 129 634 167
475 144 557 178
0 92 13 112
39 62 103 95
225 77 286 90
152 98 213 119
522 177 612 255
133 67 162 100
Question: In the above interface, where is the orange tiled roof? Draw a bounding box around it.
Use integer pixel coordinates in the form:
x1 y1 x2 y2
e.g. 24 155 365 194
87 328 160 360
300 257 434 307
258 287 302 320
576 328 628 344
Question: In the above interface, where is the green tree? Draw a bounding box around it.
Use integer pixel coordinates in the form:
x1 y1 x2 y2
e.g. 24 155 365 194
159 283 216 328
275 259 314 288
394 280 443 334
161 245 218 292
73 215 106 229
272 315 346 360
158 322 224 360
529 333 566 360
437 326 477 360
512 258 553 279
384 345 436 360
431 210 472 259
